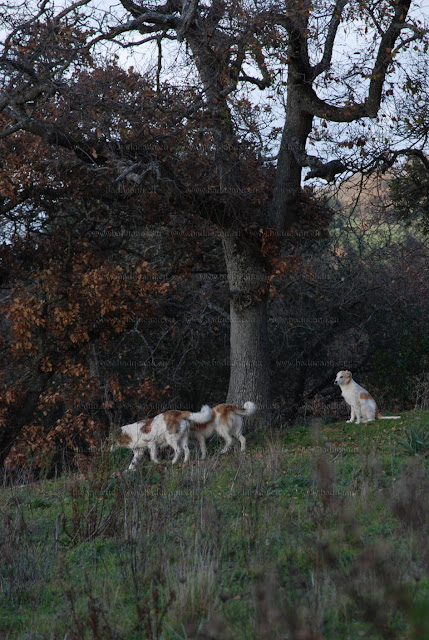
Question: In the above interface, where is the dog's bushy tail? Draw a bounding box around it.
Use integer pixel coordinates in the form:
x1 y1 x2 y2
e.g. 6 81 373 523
233 401 257 416
188 405 213 423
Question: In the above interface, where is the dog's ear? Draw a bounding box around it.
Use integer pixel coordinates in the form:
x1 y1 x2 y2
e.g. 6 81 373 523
345 370 352 378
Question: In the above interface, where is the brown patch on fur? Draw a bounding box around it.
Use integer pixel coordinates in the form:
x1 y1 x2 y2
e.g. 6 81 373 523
118 432 132 446
216 404 241 418
214 403 242 427
191 422 211 432
360 392 373 400
164 410 189 434
140 418 153 434
190 409 216 432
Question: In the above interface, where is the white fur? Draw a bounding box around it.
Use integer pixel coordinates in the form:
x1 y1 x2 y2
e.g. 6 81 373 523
113 405 212 469
190 401 257 459
335 371 400 424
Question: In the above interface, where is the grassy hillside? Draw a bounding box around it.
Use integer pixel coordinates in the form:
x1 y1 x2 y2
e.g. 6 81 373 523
2 412 429 640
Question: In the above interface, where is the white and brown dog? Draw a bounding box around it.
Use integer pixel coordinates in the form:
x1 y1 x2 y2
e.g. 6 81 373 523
112 405 212 469
189 401 257 458
335 370 400 424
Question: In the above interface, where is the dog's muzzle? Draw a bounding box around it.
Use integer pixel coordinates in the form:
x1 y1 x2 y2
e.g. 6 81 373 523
334 380 339 385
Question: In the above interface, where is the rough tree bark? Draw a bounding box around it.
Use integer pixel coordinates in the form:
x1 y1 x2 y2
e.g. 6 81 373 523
222 234 271 407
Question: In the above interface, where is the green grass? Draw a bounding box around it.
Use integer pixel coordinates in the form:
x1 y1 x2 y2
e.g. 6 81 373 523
1 411 429 639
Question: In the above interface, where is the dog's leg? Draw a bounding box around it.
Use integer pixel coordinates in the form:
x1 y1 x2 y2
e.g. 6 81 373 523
220 433 233 454
362 403 373 422
363 399 376 422
182 440 190 463
196 433 207 459
171 443 180 464
237 434 246 452
148 442 159 463
355 400 362 424
346 406 356 423
128 450 143 470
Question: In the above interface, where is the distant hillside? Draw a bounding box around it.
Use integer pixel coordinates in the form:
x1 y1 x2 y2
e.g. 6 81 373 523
327 170 395 212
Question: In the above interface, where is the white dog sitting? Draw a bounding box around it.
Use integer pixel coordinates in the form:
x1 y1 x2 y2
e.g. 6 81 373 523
189 401 257 458
335 370 400 424
112 405 212 469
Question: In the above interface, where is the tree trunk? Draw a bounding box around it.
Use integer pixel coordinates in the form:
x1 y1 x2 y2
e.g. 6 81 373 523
222 234 271 416
220 80 313 419
270 82 313 231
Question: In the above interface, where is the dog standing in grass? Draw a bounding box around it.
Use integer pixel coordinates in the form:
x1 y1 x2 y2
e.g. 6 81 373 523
112 405 212 469
335 370 401 424
189 401 257 459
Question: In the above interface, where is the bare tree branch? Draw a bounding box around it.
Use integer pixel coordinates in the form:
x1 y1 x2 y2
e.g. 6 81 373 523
237 71 270 90
378 148 429 173
311 0 349 79
301 0 413 121
304 159 347 181
288 135 347 180
276 3 312 80
238 35 272 89
177 0 199 42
